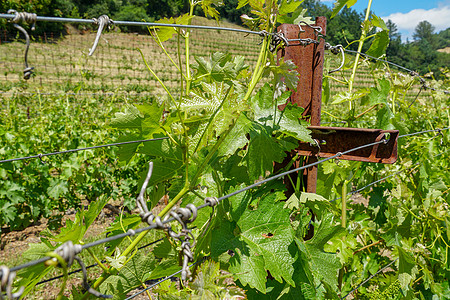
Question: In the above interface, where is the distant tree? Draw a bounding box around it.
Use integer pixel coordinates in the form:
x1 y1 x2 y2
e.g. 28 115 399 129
413 21 435 44
217 0 250 24
386 19 401 58
386 19 400 40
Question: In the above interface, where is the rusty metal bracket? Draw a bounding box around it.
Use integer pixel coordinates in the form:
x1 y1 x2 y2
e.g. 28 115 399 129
298 126 399 164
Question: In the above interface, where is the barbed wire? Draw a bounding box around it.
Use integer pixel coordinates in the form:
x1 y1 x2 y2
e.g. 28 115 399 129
341 258 398 300
0 137 169 164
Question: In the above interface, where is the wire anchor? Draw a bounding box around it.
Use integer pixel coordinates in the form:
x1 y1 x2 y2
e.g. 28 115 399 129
7 10 36 80
89 15 114 56
49 241 112 298
325 43 345 74
0 266 24 300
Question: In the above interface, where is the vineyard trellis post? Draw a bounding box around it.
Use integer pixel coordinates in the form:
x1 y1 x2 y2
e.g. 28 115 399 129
277 17 399 233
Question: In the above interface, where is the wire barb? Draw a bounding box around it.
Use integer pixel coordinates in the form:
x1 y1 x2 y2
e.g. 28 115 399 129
89 15 114 56
7 9 36 80
0 266 24 300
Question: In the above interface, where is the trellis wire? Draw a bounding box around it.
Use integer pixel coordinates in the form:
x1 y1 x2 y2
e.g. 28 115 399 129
0 137 169 164
124 260 202 300
0 125 448 293
332 148 450 203
343 48 450 95
0 91 152 97
36 238 164 285
341 258 398 300
0 137 391 276
0 13 261 36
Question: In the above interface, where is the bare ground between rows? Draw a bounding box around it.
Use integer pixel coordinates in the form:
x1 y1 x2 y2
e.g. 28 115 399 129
0 200 169 299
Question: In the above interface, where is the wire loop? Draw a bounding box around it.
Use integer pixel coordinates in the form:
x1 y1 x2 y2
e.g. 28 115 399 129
89 15 114 56
176 204 198 223
325 43 345 74
204 197 219 207
52 242 112 298
0 266 24 300
53 241 82 268
7 10 35 80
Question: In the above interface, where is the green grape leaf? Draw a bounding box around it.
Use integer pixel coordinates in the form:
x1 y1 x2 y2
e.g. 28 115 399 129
200 0 222 21
286 192 335 220
297 213 343 291
153 238 177 259
211 193 296 293
237 0 249 9
270 58 299 92
104 214 142 255
192 52 249 83
110 104 143 129
119 254 156 288
366 30 390 58
331 90 369 105
115 134 142 163
139 137 183 162
277 0 305 24
138 103 166 137
53 195 109 243
249 83 276 123
217 114 251 157
106 248 127 270
16 243 54 298
279 0 302 15
361 78 390 106
331 0 357 18
152 14 194 42
278 103 313 143
397 246 418 290
246 123 287 181
147 258 183 280
375 104 395 130
141 158 184 186
371 14 388 31
47 179 68 199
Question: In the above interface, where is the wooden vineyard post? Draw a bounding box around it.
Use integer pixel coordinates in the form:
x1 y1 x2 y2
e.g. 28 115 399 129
277 18 399 236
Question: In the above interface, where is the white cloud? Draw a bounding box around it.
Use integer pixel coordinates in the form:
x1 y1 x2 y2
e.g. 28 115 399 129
382 5 450 39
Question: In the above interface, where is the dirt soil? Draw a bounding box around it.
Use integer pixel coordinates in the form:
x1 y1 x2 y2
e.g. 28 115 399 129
0 204 146 299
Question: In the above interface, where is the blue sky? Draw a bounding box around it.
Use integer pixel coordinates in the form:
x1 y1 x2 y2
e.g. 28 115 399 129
319 0 450 41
